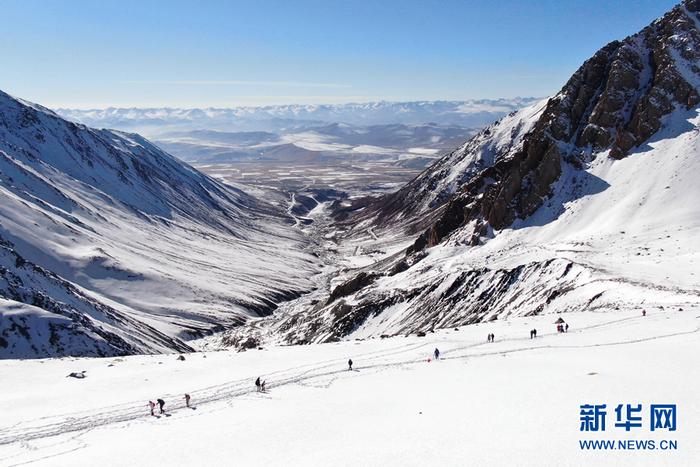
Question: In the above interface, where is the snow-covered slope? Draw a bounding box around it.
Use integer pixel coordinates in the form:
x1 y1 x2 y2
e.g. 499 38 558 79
0 90 319 358
1 308 698 466
219 0 700 347
320 108 700 339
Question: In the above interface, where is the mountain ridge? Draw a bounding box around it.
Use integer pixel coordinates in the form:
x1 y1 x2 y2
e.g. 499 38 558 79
0 90 320 358
56 98 542 134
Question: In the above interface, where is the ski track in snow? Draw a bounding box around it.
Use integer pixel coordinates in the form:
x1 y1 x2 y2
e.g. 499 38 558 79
1 313 695 451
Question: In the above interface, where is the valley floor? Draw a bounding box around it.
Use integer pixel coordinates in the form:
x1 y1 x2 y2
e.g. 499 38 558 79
0 308 698 466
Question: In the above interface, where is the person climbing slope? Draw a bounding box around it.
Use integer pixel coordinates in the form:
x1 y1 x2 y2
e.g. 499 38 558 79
184 393 191 408
148 400 155 416
434 348 440 360
348 358 353 371
157 398 165 414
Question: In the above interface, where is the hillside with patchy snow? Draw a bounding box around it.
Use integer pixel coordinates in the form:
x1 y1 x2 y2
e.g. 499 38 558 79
336 99 549 237
0 91 319 358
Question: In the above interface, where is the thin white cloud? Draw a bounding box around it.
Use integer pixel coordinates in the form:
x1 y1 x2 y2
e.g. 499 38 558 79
122 80 352 89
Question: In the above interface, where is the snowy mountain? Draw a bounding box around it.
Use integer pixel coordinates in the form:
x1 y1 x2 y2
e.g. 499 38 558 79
0 91 319 358
220 0 700 347
56 99 541 136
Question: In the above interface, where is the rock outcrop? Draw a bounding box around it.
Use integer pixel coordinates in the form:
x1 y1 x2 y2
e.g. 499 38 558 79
410 0 700 250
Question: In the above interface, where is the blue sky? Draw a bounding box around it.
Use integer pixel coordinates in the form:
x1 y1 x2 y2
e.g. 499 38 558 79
0 0 679 108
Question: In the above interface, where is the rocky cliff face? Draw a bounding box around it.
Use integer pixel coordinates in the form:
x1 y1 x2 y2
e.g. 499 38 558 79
408 0 700 251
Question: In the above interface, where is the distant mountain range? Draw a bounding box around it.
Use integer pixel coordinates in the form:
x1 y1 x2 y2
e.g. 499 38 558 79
56 100 539 166
56 98 541 136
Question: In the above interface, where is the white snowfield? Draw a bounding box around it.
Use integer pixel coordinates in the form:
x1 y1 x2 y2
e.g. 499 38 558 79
0 308 698 466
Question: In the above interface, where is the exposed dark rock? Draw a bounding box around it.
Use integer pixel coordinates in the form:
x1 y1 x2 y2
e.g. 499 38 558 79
388 260 410 275
326 272 381 305
238 337 259 350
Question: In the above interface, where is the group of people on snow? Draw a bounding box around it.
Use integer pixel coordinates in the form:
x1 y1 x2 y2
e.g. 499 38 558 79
145 316 596 417
148 398 166 416
148 395 191 416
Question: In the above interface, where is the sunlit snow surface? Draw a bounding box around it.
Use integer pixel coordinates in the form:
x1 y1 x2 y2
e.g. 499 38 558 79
0 308 697 466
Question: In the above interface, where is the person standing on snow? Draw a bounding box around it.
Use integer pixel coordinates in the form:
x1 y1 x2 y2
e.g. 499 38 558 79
255 377 261 392
434 348 440 360
157 398 165 414
184 394 191 408
348 359 353 371
533 329 537 338
148 400 156 416
565 323 569 333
